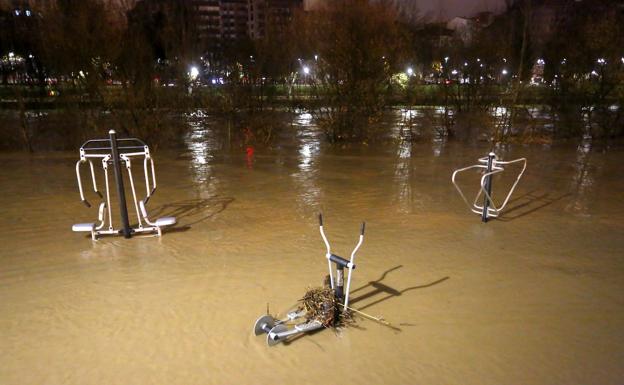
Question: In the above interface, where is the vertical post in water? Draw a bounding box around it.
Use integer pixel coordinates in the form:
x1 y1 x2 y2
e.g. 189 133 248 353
335 265 344 302
109 129 132 238
482 152 495 223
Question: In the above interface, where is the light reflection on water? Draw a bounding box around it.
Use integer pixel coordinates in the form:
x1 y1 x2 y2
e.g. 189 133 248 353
566 136 596 216
184 113 218 198
292 111 322 212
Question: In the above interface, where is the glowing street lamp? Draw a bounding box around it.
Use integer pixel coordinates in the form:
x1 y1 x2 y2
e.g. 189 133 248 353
501 69 508 75
189 66 199 80
302 66 310 75
406 67 414 76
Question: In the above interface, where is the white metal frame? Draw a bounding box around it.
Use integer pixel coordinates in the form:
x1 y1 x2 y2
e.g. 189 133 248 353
452 153 527 219
73 137 175 240
320 219 363 311
254 216 365 346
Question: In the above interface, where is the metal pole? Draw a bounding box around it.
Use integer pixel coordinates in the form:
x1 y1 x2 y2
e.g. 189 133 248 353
482 152 495 223
335 265 344 302
109 130 132 238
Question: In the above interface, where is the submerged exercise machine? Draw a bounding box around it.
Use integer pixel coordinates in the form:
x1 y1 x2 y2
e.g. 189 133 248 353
253 214 365 346
452 152 527 222
72 130 176 240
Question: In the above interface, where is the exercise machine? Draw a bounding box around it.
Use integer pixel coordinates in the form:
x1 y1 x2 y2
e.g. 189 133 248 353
72 130 176 240
452 152 527 222
253 214 365 346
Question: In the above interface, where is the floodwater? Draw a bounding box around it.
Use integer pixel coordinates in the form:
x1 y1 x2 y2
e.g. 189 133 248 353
1 112 623 385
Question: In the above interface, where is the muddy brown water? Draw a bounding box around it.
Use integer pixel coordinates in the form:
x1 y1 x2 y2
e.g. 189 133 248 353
1 117 623 384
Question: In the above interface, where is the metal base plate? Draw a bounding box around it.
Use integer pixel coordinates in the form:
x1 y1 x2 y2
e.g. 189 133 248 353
253 315 275 336
267 324 288 346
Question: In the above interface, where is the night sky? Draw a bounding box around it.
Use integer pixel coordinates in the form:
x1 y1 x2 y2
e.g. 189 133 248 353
418 0 506 18
307 0 507 18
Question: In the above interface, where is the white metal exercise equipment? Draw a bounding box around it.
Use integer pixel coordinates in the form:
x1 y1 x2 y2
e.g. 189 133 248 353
72 130 176 239
452 152 527 222
253 214 365 346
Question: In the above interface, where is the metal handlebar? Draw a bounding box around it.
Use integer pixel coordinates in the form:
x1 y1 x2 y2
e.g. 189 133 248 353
318 213 365 312
319 213 333 290
344 221 365 311
452 155 527 219
75 159 103 208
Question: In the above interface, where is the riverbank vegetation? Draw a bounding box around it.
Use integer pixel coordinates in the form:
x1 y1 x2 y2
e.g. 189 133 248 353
1 0 623 151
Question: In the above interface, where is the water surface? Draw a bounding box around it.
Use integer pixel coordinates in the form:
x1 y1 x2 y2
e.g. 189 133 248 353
0 116 623 385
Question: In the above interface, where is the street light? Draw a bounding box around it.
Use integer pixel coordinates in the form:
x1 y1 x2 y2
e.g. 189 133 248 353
302 66 310 75
406 67 413 76
501 69 508 75
189 66 199 80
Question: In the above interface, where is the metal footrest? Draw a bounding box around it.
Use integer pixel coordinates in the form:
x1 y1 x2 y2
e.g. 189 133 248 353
72 223 95 232
253 314 324 346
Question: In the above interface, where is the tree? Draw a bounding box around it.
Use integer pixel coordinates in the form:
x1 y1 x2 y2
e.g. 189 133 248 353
296 0 409 142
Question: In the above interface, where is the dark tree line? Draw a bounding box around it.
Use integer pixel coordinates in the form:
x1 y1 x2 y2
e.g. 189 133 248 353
0 0 623 149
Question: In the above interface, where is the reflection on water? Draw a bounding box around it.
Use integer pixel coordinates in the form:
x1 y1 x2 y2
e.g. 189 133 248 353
292 111 322 212
566 136 596 216
184 111 218 198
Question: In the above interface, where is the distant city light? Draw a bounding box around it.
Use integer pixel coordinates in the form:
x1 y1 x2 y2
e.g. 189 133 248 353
451 69 458 75
501 69 508 75
597 58 606 65
25 10 31 16
476 58 480 62
14 9 20 16
406 67 414 76
314 55 318 61
591 70 598 76
302 66 310 75
189 66 199 80
444 56 449 62
464 62 468 66
537 58 545 65
8 52 14 58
